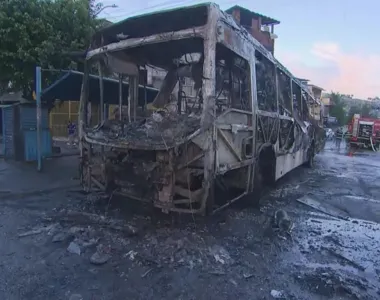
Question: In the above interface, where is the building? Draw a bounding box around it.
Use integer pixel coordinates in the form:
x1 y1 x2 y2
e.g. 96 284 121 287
308 84 324 101
41 70 159 137
293 78 324 121
295 78 309 88
321 97 332 122
225 5 280 53
0 91 30 134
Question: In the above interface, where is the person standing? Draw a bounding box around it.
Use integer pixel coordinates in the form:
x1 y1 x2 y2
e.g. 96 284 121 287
67 120 76 146
335 127 343 150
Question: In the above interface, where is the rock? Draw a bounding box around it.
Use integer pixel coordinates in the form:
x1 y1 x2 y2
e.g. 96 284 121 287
69 226 85 234
90 251 111 265
125 224 138 236
125 250 137 261
89 244 111 265
270 290 283 299
52 232 70 243
67 242 81 255
209 245 233 265
69 294 83 300
82 238 98 248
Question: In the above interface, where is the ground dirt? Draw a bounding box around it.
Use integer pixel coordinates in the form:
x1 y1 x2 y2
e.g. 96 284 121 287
0 141 379 300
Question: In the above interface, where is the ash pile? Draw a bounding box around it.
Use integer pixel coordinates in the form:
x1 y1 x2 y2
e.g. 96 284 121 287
86 110 201 149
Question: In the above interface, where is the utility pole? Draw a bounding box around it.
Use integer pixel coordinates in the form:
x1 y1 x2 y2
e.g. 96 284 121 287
35 66 42 172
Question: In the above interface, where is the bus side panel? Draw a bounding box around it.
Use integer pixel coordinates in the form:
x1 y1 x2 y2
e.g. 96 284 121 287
275 149 307 181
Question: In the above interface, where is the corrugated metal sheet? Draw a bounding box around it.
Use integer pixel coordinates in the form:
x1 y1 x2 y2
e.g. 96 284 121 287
1 104 52 161
20 106 49 130
2 106 15 158
23 129 52 161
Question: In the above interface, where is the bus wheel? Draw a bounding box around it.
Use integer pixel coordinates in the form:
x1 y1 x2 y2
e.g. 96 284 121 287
306 144 315 168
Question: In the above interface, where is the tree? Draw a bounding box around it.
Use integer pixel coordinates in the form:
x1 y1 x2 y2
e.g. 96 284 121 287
0 0 103 97
361 103 371 117
89 0 104 18
329 92 347 125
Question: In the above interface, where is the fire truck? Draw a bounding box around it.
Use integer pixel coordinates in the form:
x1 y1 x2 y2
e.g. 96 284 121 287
347 114 380 150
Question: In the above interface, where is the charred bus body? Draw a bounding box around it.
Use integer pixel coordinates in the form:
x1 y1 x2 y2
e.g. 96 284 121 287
78 3 325 215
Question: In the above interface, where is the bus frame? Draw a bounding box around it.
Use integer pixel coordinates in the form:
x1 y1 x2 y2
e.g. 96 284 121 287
78 3 325 215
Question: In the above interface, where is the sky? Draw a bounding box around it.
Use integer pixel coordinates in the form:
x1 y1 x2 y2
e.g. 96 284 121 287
99 0 380 99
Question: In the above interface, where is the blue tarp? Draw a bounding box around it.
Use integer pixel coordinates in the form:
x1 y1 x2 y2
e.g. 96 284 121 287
41 70 158 106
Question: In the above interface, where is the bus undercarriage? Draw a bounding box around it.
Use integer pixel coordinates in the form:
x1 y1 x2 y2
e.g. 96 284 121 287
79 3 325 215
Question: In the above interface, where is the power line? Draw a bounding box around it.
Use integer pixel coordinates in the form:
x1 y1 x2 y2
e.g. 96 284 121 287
104 0 251 22
106 0 195 20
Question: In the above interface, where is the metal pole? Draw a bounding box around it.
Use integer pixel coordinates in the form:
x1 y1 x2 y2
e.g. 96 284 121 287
127 76 132 123
118 74 123 120
133 75 138 121
36 66 42 171
98 62 104 122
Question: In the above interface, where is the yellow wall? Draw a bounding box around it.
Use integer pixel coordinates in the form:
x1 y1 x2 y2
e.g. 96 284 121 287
321 97 331 106
49 100 99 137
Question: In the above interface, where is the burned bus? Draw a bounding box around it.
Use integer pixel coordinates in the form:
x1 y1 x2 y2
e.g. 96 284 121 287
78 3 325 215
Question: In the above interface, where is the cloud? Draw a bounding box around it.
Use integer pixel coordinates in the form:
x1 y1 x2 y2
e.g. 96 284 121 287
278 42 380 99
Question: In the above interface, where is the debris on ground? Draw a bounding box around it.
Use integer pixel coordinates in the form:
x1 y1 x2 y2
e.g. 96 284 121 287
68 294 83 300
141 268 153 278
322 246 366 271
90 244 111 265
67 241 81 255
296 195 350 220
52 232 71 243
2 141 380 299
47 210 138 236
209 245 233 265
270 289 284 298
125 250 138 261
295 268 368 299
18 223 58 238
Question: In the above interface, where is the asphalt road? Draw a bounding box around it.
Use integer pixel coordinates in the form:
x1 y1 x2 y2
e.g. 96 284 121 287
0 141 379 300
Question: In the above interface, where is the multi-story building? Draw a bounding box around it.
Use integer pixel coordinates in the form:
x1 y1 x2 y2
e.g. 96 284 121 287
308 84 324 100
321 97 332 119
307 84 324 122
225 5 280 54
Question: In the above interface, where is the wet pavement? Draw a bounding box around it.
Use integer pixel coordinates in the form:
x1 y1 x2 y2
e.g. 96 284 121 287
0 141 379 300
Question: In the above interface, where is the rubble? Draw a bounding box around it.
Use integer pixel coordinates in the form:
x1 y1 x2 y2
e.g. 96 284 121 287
270 289 284 299
209 245 233 265
18 223 58 238
90 244 111 265
68 294 83 300
86 113 201 149
90 248 111 265
52 232 71 243
67 241 81 255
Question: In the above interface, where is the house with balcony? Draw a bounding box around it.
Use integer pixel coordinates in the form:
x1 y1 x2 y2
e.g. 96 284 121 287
307 84 324 122
295 78 309 88
321 96 332 123
308 84 324 101
225 5 280 54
